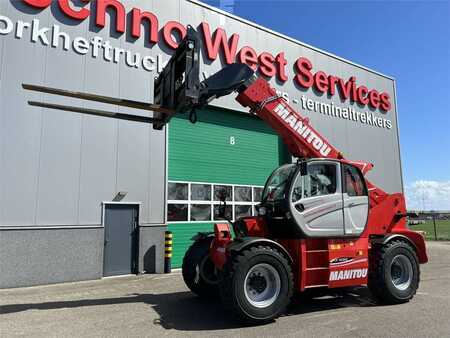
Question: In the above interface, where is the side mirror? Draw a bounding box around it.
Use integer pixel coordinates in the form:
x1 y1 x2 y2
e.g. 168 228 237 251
217 189 227 219
300 161 307 176
218 204 226 218
218 189 227 203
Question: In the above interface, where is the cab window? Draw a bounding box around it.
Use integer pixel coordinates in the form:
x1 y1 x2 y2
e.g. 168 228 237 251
291 172 303 202
262 165 296 202
344 164 367 196
303 163 337 198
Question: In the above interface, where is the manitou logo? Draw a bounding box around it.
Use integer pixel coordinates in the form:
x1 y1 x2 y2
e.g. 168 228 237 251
274 103 331 157
329 268 368 281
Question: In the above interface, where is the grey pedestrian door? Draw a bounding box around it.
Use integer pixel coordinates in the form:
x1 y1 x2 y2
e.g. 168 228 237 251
103 204 139 277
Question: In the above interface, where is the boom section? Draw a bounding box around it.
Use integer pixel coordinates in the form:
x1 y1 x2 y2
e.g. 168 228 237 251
236 78 342 161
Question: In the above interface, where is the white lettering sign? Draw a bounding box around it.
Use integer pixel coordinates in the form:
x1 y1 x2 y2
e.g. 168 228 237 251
0 15 168 75
329 268 368 281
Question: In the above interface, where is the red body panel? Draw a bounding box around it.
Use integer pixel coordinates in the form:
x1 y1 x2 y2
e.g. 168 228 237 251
210 223 232 269
241 216 269 237
277 238 369 291
327 238 369 288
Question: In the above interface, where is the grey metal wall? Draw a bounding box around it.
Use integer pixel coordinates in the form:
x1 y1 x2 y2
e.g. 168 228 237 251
0 1 166 227
0 0 168 287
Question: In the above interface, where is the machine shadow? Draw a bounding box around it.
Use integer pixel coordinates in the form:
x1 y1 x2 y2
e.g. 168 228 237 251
286 286 376 317
0 287 376 331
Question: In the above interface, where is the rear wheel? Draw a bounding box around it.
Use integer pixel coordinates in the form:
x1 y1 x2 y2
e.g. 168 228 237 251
182 237 219 297
369 240 420 304
219 245 293 323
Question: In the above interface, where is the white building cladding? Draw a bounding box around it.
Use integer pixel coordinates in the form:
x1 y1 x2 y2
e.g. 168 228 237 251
0 0 402 288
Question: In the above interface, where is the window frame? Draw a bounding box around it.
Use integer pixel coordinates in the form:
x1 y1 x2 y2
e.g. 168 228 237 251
167 180 264 223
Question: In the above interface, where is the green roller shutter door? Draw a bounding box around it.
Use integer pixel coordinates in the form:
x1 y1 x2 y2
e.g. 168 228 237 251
168 108 289 267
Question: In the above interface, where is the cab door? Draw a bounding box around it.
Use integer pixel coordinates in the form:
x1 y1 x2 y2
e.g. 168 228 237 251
342 164 369 236
290 161 345 237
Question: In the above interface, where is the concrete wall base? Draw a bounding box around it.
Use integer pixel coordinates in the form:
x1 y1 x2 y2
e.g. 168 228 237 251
0 225 166 288
139 225 167 274
0 227 104 288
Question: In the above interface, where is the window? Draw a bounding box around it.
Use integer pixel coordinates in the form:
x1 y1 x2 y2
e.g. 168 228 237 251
190 204 211 221
344 164 367 197
262 165 296 202
168 182 188 200
235 186 251 202
303 163 337 198
253 187 263 202
214 185 232 201
191 184 211 201
167 204 188 222
291 173 303 202
167 181 263 222
235 205 252 219
213 205 232 221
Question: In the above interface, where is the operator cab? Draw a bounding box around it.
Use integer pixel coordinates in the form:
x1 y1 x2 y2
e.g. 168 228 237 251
259 159 369 238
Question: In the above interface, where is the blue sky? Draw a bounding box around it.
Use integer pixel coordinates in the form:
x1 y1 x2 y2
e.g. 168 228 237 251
204 0 450 210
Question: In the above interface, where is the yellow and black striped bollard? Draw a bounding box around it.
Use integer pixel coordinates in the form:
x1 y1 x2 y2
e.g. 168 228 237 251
164 231 173 273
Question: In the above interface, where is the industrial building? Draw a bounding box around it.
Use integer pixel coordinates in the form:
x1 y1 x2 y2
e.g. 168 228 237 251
0 0 402 288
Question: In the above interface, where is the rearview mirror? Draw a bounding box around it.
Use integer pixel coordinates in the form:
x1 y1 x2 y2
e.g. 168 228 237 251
300 161 307 176
217 188 227 219
218 189 227 202
218 204 226 218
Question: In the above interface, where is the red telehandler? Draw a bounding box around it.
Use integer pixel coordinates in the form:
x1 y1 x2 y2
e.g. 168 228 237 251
24 26 427 323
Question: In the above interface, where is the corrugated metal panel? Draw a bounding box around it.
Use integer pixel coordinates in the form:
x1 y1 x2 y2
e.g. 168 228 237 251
168 108 288 266
0 0 167 226
168 222 215 268
169 108 287 185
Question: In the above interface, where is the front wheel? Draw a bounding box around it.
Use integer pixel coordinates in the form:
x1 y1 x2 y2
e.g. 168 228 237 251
368 240 420 304
182 236 219 297
219 245 293 323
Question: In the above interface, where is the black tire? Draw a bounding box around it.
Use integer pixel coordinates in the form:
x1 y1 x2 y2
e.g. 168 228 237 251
368 240 420 304
182 237 219 298
219 245 293 323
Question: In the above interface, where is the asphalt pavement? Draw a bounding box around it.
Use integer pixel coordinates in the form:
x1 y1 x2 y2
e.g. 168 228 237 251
1 241 449 338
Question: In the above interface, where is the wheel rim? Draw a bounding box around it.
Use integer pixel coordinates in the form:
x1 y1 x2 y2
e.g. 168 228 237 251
244 263 281 308
199 256 218 285
390 254 413 291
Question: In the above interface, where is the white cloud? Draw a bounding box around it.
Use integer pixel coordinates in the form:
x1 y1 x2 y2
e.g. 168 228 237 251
405 180 450 211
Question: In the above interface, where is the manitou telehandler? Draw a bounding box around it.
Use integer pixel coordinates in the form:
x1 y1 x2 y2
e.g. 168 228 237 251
24 26 427 323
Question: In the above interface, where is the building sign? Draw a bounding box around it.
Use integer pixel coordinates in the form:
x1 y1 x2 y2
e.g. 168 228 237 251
0 0 393 129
